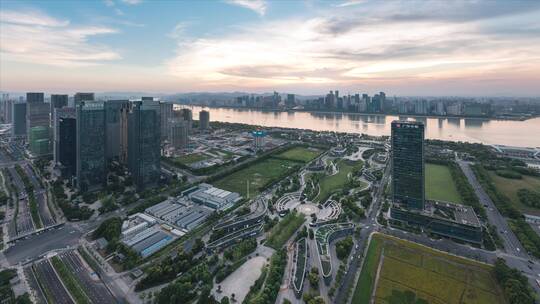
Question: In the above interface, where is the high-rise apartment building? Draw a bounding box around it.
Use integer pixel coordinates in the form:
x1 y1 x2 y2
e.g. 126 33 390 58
391 120 425 210
3 99 13 123
199 110 210 130
12 102 27 136
105 100 129 163
128 99 161 190
179 108 193 133
76 101 106 192
160 102 174 141
170 118 189 149
54 107 76 177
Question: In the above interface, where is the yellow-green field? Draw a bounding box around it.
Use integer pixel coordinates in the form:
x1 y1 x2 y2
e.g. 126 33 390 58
274 146 323 163
425 163 463 204
488 171 540 215
352 233 506 304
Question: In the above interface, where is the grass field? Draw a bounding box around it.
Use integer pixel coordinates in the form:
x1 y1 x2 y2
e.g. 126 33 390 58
425 163 463 204
316 160 364 203
274 146 322 163
213 158 299 198
174 153 209 165
265 212 305 249
488 171 540 215
351 234 506 304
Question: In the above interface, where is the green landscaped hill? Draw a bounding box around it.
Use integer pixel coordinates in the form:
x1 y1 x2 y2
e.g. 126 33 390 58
425 163 463 204
316 160 365 203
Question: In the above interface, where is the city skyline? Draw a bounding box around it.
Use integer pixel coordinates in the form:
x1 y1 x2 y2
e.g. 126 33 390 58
1 0 540 96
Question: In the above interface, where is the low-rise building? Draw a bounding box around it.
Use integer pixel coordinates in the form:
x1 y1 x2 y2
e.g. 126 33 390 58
390 200 482 244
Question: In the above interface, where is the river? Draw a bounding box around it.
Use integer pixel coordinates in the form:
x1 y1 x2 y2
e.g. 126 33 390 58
181 106 540 148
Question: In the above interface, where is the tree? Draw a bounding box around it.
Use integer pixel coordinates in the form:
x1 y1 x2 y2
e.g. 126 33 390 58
221 296 230 304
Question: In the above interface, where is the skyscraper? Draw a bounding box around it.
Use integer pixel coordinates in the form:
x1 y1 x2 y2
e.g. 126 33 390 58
391 120 425 210
26 93 50 141
76 101 106 192
286 94 295 107
26 92 44 104
50 94 68 126
160 102 174 141
74 92 95 106
170 118 189 149
12 102 27 137
3 99 13 123
199 110 210 130
105 100 129 162
54 107 76 177
128 99 161 190
29 126 50 156
179 108 193 133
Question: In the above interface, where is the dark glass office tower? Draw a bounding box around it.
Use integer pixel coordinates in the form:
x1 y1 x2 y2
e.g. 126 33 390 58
26 92 44 103
58 116 77 177
391 120 425 210
105 100 129 162
128 100 161 190
12 102 27 136
76 101 106 192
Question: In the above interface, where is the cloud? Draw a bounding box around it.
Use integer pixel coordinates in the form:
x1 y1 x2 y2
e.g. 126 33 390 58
120 0 142 5
335 0 365 8
0 10 69 27
0 10 120 67
225 0 267 16
166 2 540 90
104 0 115 7
168 22 189 39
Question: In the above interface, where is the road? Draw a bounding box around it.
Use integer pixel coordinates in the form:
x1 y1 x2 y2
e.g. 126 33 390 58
3 224 82 265
33 259 74 304
24 163 56 227
8 166 35 236
458 160 528 259
60 250 117 304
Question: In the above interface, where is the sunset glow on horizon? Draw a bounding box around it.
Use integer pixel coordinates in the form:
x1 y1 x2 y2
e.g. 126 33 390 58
1 0 540 96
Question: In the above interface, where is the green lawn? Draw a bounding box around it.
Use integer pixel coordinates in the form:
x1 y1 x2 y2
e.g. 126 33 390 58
174 153 209 165
488 171 540 215
352 233 506 304
425 163 463 204
213 158 300 198
316 160 364 203
275 146 322 163
265 212 305 249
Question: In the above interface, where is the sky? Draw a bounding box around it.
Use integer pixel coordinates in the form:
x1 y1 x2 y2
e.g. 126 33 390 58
0 0 539 96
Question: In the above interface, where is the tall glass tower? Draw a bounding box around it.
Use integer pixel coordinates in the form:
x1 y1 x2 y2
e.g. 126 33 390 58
128 99 161 190
76 101 106 192
391 120 425 210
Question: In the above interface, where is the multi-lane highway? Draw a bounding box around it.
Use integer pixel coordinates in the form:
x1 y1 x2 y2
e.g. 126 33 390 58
8 167 35 236
33 259 75 304
59 250 117 304
24 164 56 227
